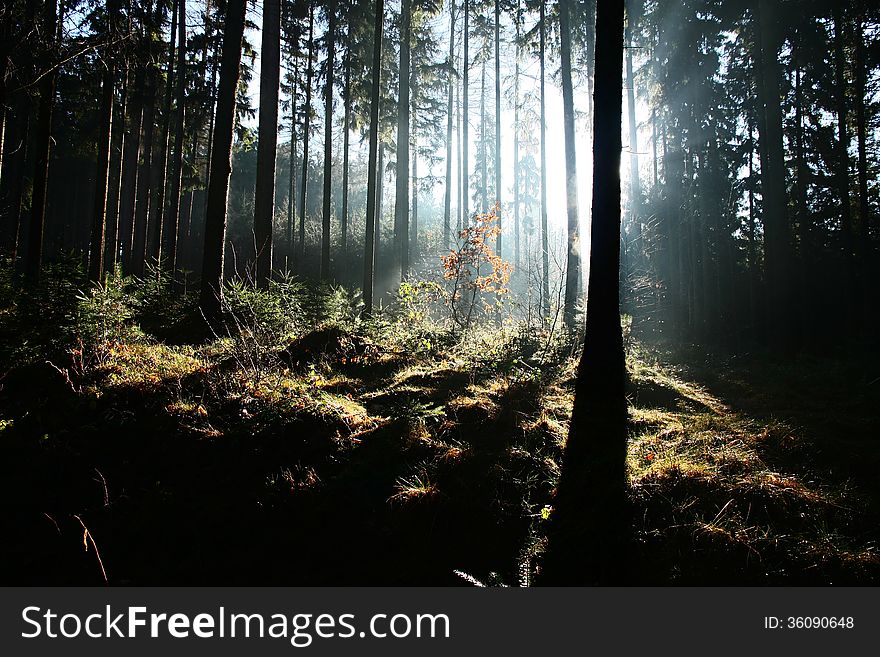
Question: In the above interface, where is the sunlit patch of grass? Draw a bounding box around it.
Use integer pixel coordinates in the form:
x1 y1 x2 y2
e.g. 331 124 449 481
98 342 205 388
388 469 439 504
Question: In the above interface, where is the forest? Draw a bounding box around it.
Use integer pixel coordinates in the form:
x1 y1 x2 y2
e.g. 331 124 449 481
0 0 878 586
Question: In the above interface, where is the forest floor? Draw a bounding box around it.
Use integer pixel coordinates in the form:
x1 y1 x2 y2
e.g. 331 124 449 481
1 270 879 585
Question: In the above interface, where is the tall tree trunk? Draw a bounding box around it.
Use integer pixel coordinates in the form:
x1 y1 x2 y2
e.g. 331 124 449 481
321 0 336 281
443 2 456 249
297 5 314 272
199 0 247 317
625 3 641 249
164 0 187 277
120 69 144 273
394 0 411 282
89 29 116 282
150 0 179 267
25 0 59 282
832 6 857 333
286 58 298 273
755 0 794 350
462 0 469 223
560 0 581 329
1 94 29 262
854 15 869 325
255 0 281 286
539 0 549 317
412 136 419 263
106 71 128 272
341 46 351 263
513 0 521 270
133 62 158 277
480 56 487 213
542 0 627 586
494 0 501 254
362 0 385 316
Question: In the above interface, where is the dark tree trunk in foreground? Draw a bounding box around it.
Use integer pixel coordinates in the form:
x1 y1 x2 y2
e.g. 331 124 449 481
199 0 247 317
255 0 281 287
25 0 59 282
321 1 336 281
362 0 385 316
394 0 411 282
541 0 628 586
755 0 795 350
560 0 581 329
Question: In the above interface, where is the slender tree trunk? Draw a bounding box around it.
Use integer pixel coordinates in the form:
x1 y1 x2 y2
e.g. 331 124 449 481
542 0 627 586
286 59 298 272
297 5 314 272
832 6 857 333
625 5 641 249
164 0 187 277
120 69 144 273
199 0 247 317
513 1 520 270
560 0 581 329
362 0 385 316
855 19 869 243
287 57 299 271
133 63 157 277
456 61 463 233
255 0 281 286
394 0 411 281
480 56 487 213
539 0 550 317
341 46 351 263
25 0 59 282
462 0 469 223
443 2 456 249
494 0 501 254
89 39 115 282
1 93 29 262
106 71 128 271
321 0 336 281
412 131 418 262
150 0 179 267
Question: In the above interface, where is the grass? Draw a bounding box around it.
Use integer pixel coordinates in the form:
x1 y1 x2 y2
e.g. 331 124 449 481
0 274 877 585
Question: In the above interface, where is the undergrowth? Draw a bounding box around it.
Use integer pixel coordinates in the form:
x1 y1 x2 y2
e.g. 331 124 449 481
0 265 877 585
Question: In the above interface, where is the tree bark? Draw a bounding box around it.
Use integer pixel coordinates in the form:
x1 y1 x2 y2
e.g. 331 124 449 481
321 0 336 281
443 2 456 249
542 0 627 586
297 5 314 272
539 0 550 317
164 0 187 277
362 0 385 316
255 0 281 286
560 0 581 330
394 0 411 282
25 0 59 282
199 0 247 317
